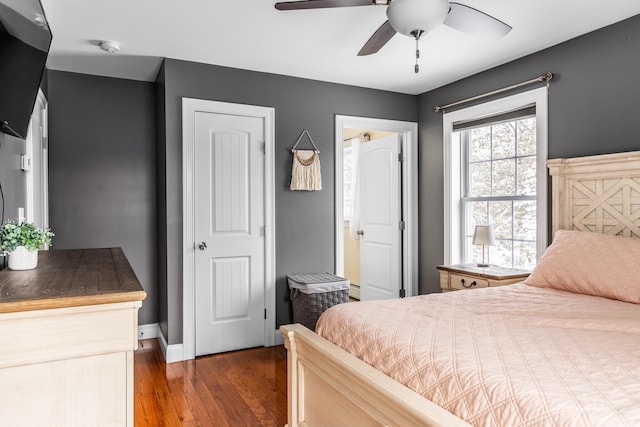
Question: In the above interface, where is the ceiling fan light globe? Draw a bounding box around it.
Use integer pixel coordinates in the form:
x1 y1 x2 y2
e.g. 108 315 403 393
386 0 449 37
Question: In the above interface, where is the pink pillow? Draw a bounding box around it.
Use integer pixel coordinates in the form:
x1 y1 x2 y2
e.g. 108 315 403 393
524 230 640 304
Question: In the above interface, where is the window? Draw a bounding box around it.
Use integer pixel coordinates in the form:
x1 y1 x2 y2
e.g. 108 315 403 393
460 116 537 269
443 87 548 270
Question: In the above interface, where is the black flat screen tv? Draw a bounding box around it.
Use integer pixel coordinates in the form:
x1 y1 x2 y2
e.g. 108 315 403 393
0 0 51 139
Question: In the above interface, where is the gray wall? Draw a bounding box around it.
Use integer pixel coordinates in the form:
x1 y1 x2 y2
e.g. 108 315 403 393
0 133 26 236
158 59 417 344
417 14 640 295
47 70 158 325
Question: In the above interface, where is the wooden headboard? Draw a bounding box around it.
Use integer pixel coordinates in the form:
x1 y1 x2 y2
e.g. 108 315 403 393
547 151 640 237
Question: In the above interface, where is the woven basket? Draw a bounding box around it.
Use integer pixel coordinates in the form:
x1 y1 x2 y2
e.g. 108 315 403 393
290 287 349 331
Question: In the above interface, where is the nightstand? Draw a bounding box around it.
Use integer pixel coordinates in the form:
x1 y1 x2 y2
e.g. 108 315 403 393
437 264 530 292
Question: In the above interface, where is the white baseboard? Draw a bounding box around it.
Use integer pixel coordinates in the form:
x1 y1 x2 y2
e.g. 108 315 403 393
274 328 284 346
349 283 361 300
157 329 185 364
152 327 281 363
138 323 158 340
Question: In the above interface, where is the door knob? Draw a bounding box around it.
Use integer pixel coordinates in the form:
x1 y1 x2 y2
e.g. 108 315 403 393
357 230 364 236
198 241 207 250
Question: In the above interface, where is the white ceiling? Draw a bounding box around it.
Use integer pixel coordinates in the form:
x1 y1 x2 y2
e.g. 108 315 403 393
40 0 640 95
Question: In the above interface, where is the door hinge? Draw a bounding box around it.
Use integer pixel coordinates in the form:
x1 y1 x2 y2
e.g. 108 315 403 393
264 308 267 319
261 142 266 153
399 220 405 230
399 289 406 298
398 153 404 163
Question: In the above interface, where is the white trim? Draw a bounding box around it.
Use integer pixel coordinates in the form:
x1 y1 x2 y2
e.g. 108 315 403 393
41 98 49 231
182 98 276 361
25 124 33 222
138 323 159 340
274 329 284 346
443 86 548 265
335 115 419 297
443 130 462 264
158 329 185 364
24 89 48 228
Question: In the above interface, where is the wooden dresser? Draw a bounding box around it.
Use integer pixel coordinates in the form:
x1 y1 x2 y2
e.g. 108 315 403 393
437 264 530 292
0 248 146 427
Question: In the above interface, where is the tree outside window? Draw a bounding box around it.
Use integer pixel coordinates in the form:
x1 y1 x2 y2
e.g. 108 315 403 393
461 117 537 269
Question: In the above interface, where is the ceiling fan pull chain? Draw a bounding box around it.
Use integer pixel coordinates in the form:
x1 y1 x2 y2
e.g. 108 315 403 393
415 37 420 73
411 30 423 74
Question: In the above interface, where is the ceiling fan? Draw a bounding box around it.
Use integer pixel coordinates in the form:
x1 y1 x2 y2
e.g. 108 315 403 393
274 0 512 73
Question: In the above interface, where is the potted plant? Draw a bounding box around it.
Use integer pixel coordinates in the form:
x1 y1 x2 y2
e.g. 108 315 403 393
0 220 54 270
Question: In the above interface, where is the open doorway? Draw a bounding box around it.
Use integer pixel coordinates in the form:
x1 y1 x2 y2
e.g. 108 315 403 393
335 115 419 301
342 129 396 300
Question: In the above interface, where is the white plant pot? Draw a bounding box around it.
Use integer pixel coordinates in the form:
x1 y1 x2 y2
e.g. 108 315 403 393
8 246 38 270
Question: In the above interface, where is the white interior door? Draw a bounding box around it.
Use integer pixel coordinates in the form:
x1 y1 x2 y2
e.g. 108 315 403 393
194 110 265 356
359 134 402 300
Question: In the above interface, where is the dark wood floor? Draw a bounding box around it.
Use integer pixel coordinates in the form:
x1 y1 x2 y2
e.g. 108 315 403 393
134 339 287 426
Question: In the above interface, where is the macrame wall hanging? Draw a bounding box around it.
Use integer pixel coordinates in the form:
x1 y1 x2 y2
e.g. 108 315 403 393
290 129 322 191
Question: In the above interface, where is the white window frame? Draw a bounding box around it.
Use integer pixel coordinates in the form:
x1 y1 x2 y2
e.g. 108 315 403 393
443 87 548 266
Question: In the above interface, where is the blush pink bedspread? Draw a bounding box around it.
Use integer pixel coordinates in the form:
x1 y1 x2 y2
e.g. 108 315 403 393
316 283 640 426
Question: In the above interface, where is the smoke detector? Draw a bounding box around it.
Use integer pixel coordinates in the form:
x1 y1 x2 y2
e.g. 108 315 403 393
99 41 120 53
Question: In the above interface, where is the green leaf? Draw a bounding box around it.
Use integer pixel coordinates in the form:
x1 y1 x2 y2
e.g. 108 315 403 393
0 220 54 254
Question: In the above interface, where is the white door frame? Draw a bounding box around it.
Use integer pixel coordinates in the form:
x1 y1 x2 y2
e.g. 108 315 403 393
182 98 276 361
335 115 419 297
25 88 49 228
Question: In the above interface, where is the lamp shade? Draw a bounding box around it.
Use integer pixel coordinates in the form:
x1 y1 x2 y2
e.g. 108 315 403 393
472 225 496 246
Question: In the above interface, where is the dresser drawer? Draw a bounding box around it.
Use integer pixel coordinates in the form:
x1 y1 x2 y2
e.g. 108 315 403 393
438 264 530 292
450 274 489 290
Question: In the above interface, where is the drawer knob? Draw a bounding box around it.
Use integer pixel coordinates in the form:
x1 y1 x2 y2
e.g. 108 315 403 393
460 278 477 288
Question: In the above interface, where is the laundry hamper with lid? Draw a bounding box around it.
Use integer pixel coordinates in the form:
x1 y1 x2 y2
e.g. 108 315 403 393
288 273 350 331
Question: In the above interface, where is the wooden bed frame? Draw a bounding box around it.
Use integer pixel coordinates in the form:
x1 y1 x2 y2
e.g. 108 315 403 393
281 150 640 427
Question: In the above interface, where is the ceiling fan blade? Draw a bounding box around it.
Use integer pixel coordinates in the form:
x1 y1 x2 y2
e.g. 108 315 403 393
358 20 396 56
275 0 376 11
444 2 511 40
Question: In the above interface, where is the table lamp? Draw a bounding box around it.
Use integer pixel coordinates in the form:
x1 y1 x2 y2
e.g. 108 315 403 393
472 225 495 267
